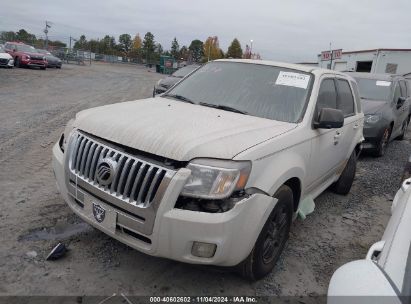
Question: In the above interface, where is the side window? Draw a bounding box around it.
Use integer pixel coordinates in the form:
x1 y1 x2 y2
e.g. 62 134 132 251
336 79 355 117
316 79 337 119
399 80 407 97
4 43 11 51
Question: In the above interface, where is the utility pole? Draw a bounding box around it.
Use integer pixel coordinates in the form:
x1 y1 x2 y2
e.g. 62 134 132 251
329 42 333 70
44 21 51 49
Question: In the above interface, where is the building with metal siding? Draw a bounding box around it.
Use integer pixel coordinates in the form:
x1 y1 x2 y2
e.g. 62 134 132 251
317 49 411 74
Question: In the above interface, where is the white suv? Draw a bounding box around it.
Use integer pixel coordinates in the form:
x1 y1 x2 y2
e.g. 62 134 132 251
52 60 364 279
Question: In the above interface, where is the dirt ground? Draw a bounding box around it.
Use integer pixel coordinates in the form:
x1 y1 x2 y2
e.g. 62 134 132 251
0 63 410 301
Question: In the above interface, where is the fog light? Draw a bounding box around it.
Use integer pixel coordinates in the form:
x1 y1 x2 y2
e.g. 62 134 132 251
191 242 216 258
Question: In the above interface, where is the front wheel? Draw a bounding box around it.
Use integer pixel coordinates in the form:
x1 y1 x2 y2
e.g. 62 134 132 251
397 120 408 140
241 185 293 280
332 150 357 195
374 127 391 157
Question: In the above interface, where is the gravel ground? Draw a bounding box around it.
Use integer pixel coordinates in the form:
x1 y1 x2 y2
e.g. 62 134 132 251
0 63 410 301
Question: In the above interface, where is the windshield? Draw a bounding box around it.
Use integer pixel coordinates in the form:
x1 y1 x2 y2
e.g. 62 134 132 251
165 61 312 123
16 44 37 52
172 65 199 78
37 49 50 55
355 77 392 101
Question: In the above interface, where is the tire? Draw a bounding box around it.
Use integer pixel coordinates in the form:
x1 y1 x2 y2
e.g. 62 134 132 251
15 57 21 68
332 151 356 195
373 127 391 157
241 185 293 280
397 120 408 140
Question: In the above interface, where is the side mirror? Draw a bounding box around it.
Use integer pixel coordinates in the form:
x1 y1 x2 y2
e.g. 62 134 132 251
314 108 344 129
397 97 406 109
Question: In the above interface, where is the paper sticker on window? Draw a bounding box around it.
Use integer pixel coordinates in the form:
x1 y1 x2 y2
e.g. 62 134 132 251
376 81 391 87
275 71 310 89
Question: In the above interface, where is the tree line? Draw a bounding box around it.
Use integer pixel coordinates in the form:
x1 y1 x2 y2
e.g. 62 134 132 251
0 29 66 49
0 29 261 63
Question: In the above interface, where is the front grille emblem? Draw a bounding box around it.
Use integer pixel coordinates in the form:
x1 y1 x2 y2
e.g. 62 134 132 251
92 202 106 223
96 157 118 186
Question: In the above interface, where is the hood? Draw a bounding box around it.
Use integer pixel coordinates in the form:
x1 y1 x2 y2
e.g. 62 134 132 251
361 99 387 115
73 98 296 161
0 52 12 60
46 54 60 62
158 76 179 89
23 51 45 57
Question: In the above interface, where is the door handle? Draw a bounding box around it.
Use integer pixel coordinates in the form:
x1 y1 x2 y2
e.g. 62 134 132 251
353 123 360 129
334 131 341 145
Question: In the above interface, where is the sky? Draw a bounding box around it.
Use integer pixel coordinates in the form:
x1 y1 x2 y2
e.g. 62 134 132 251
1 0 411 62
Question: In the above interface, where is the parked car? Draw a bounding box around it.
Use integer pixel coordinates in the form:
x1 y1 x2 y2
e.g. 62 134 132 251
0 44 14 68
153 64 200 96
328 177 411 303
4 42 47 69
348 72 410 156
36 49 62 68
53 60 363 280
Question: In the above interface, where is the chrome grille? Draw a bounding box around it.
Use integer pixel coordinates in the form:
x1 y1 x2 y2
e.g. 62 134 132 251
68 131 172 207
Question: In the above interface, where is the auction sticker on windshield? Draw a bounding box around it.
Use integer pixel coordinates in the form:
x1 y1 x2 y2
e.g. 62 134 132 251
275 71 310 89
376 80 391 87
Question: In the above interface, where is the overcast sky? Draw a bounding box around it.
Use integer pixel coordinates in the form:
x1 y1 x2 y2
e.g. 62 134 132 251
1 0 411 62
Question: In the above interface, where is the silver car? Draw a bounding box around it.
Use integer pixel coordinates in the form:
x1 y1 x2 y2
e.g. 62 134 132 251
328 177 411 303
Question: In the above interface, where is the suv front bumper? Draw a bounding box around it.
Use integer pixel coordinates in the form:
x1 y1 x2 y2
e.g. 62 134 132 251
52 142 276 266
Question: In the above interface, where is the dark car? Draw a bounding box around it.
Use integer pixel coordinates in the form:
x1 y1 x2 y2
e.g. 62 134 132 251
153 64 200 96
36 49 62 68
348 72 410 156
4 42 47 69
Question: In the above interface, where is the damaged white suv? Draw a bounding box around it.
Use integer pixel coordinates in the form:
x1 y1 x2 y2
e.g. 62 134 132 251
52 60 363 279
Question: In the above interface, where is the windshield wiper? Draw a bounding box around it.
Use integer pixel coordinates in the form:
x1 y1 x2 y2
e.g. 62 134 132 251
199 102 248 115
163 94 195 104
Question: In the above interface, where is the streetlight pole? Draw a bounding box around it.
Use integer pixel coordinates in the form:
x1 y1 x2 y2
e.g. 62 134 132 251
250 39 253 59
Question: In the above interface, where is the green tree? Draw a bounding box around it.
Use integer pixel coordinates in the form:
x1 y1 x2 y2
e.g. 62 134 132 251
16 29 36 44
179 46 189 61
226 38 243 58
189 39 204 62
142 32 155 63
74 35 88 49
0 31 17 42
119 33 132 53
170 37 179 59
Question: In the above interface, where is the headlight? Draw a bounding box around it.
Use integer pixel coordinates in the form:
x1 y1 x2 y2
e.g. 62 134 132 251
60 119 75 152
365 114 381 124
181 159 251 199
24 55 30 60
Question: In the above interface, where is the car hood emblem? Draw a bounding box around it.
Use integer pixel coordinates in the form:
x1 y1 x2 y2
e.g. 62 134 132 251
92 202 106 223
96 157 118 186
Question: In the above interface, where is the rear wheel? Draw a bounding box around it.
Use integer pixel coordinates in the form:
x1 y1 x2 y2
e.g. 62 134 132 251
241 185 293 280
374 127 391 157
332 151 356 195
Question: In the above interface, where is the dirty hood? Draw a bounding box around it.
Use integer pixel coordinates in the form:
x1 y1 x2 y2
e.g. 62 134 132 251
361 99 387 115
73 98 296 161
